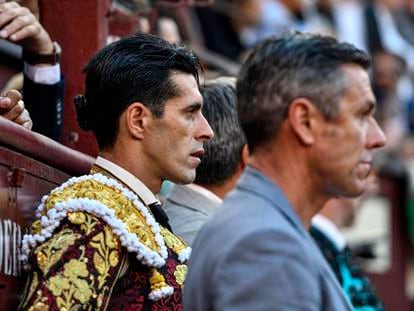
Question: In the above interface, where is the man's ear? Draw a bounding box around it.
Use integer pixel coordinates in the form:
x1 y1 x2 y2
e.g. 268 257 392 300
240 144 249 169
124 102 151 140
288 98 318 146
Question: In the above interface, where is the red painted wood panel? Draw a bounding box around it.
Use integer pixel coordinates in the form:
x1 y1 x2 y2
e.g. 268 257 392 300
39 0 111 156
0 147 69 309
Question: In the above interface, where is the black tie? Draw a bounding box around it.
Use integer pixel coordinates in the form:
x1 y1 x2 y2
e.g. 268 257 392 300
148 202 173 232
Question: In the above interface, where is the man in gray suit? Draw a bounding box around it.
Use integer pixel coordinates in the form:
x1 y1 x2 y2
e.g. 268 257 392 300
184 31 386 310
163 78 248 245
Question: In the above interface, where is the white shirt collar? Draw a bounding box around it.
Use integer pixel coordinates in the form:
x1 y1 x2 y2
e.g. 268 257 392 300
186 183 223 205
311 214 347 251
94 156 159 206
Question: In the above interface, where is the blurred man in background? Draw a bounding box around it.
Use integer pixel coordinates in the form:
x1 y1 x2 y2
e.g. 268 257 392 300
311 196 385 310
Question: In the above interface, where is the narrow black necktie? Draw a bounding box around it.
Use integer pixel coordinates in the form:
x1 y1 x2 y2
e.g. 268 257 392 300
148 202 173 232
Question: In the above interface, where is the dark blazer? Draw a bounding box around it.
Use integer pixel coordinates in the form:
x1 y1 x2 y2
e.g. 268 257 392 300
184 166 353 310
310 225 384 310
23 74 64 141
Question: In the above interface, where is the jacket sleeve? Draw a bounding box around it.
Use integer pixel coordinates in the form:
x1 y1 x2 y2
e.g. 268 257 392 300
18 211 126 311
23 74 64 141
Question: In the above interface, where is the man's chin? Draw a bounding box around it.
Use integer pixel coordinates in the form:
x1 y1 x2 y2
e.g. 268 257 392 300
171 170 196 185
344 182 366 198
329 180 365 198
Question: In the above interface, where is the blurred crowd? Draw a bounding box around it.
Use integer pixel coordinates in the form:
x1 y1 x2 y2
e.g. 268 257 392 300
184 0 414 155
4 0 414 153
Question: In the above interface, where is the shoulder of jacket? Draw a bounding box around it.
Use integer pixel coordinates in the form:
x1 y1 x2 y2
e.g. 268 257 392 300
23 173 190 269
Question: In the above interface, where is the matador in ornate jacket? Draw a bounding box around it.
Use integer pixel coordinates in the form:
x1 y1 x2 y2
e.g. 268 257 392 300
19 158 190 310
18 32 213 310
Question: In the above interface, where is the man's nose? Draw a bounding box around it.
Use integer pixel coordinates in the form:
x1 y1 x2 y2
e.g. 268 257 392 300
367 118 386 149
198 114 214 142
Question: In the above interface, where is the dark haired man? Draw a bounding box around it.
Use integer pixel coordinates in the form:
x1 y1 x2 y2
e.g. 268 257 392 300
185 31 386 310
19 32 213 310
163 78 248 245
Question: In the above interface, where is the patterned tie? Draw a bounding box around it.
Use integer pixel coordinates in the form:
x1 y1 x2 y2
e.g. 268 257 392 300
148 202 173 232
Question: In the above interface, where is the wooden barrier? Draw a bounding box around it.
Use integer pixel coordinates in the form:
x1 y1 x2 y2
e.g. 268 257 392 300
0 117 93 308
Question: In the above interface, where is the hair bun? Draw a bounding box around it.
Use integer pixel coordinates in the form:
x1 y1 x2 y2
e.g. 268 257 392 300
74 95 93 131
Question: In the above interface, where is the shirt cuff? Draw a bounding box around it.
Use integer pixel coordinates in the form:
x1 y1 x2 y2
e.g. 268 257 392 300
24 62 61 85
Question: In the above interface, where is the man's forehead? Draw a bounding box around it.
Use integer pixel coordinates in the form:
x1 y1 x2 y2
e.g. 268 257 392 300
340 64 375 104
170 72 199 92
340 64 370 85
167 73 203 106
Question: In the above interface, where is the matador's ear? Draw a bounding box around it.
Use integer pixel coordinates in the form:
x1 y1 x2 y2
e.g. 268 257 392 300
124 102 151 140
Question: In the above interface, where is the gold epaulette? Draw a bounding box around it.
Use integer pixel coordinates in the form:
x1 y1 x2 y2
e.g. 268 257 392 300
23 173 191 269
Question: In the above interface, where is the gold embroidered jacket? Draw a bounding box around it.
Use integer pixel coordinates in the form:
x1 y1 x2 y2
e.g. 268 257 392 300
19 171 190 311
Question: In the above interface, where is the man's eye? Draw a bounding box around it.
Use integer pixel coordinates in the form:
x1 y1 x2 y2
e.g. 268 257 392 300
359 108 373 118
185 110 197 120
187 107 199 114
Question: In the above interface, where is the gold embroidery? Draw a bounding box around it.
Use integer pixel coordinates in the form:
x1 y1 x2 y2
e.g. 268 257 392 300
46 259 95 309
30 220 41 235
174 264 188 286
89 226 120 289
63 260 89 280
29 172 190 305
28 302 49 311
160 227 188 256
73 279 93 303
69 211 99 234
68 211 86 225
34 228 80 274
36 252 48 271
28 272 39 299
93 249 105 274
109 251 119 267
150 268 168 291
104 226 118 249
56 297 68 310
97 294 104 309
48 274 70 296
41 178 161 254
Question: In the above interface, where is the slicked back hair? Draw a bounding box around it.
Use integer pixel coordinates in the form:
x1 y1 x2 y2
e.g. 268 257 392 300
77 32 201 150
194 79 246 186
237 31 370 152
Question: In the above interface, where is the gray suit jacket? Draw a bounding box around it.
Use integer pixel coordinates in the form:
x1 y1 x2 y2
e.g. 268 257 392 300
163 184 220 245
184 166 353 310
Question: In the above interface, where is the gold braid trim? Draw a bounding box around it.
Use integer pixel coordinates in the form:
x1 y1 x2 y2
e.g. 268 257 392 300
33 178 161 255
